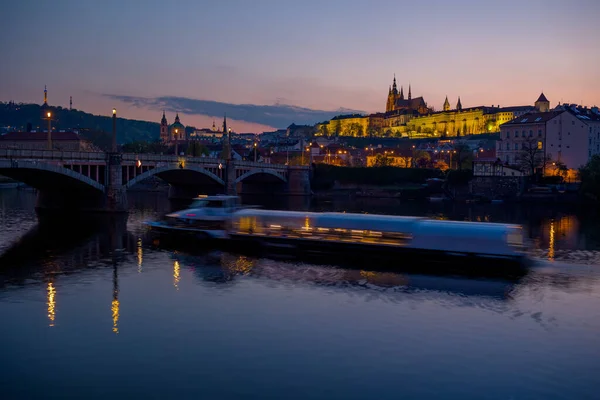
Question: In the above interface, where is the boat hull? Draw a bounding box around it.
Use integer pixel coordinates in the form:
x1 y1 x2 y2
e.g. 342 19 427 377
227 233 529 278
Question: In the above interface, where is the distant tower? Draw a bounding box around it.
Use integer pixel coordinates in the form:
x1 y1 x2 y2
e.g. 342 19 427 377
456 96 462 111
170 112 185 141
212 119 216 131
160 111 169 142
41 85 50 121
386 75 399 113
221 114 232 160
399 86 404 101
443 96 450 111
69 96 72 110
408 84 412 101
535 92 550 112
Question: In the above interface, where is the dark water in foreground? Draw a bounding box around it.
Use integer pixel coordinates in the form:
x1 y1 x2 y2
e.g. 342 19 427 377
1 189 600 399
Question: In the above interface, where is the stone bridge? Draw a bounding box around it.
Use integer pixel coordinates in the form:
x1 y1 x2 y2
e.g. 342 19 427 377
0 150 311 212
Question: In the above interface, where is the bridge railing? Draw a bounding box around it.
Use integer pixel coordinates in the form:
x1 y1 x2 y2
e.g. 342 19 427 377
0 149 106 161
0 149 310 169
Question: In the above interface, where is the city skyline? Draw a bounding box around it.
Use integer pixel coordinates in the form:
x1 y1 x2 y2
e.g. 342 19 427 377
1 0 599 132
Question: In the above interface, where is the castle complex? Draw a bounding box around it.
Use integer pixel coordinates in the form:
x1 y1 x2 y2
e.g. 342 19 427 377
317 75 540 138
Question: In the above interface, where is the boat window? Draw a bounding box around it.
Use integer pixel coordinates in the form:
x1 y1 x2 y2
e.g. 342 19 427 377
190 199 224 208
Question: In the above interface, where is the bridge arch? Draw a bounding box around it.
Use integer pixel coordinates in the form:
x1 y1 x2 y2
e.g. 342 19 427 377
235 169 287 184
0 159 105 192
125 164 225 188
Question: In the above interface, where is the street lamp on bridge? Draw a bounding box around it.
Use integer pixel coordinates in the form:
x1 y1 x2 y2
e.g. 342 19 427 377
112 108 117 152
46 111 52 150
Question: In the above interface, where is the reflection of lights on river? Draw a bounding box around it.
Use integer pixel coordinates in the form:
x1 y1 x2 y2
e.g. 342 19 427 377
111 299 120 334
548 220 555 260
137 238 143 273
47 282 56 327
173 260 180 289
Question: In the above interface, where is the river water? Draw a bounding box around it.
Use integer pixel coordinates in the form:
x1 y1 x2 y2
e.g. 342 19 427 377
0 189 599 399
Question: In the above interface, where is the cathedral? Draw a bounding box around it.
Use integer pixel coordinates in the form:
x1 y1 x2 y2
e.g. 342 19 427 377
385 75 430 115
160 111 186 143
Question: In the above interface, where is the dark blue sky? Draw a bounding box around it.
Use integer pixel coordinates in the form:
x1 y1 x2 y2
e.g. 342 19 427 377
1 0 598 131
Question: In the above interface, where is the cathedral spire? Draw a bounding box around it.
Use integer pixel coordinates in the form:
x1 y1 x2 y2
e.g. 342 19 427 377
392 74 398 95
408 84 411 100
443 96 450 111
388 85 391 95
174 112 180 124
400 86 404 101
161 110 167 125
456 96 462 111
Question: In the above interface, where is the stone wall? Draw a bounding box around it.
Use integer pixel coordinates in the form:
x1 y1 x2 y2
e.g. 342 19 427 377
470 176 525 199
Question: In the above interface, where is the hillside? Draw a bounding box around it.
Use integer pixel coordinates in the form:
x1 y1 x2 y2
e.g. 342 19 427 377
0 102 160 145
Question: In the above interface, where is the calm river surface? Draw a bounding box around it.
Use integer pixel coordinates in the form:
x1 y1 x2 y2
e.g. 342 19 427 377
1 189 599 399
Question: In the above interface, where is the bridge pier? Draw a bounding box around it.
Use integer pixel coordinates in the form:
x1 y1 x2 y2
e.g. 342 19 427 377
105 153 128 212
286 166 311 196
225 160 237 196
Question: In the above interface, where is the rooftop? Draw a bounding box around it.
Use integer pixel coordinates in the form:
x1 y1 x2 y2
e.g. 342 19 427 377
501 111 564 126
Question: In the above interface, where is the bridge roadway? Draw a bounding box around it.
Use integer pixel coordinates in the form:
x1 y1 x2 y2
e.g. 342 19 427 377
0 149 311 212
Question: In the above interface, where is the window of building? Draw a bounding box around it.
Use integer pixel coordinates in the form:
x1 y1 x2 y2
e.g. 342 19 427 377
529 130 533 137
506 155 510 163
522 143 526 150
506 131 510 138
506 143 510 150
515 143 519 150
514 131 518 138
538 130 542 137
522 130 526 137
537 141 543 150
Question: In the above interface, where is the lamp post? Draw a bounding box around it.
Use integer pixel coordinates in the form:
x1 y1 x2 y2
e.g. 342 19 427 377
112 108 117 152
46 111 52 150
175 128 179 156
254 141 257 162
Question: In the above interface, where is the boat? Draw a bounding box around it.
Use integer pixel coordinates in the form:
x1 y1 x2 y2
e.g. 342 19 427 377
228 209 528 272
147 197 529 274
145 195 241 240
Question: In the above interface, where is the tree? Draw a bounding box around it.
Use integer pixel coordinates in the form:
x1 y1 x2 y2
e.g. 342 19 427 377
333 120 342 137
186 141 209 157
435 160 450 171
372 154 393 167
413 150 431 168
453 144 472 170
579 155 600 201
518 137 551 177
319 124 329 137
553 161 568 179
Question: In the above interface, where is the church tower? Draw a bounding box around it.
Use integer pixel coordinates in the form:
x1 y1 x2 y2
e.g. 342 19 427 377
160 111 169 142
386 85 394 113
386 75 399 113
408 84 412 101
170 112 185 141
456 97 462 111
443 96 450 111
221 114 232 160
400 86 404 101
535 92 550 112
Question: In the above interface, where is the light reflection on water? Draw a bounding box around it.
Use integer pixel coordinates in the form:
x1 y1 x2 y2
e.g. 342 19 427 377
0 189 600 399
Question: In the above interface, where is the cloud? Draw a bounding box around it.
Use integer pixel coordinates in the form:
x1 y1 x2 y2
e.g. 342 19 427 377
104 94 364 128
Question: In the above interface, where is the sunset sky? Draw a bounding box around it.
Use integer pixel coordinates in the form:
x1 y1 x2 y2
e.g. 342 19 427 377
1 0 599 132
